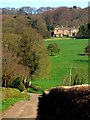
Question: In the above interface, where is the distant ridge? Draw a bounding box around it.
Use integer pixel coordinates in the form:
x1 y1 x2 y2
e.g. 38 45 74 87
1 6 88 27
1 6 55 14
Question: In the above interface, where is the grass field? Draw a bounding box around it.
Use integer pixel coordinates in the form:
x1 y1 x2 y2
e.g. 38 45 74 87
32 38 88 90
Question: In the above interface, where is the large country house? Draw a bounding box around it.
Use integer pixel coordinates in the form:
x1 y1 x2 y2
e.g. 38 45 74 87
53 26 79 37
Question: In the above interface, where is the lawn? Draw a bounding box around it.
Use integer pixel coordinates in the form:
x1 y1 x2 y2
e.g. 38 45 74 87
32 38 88 90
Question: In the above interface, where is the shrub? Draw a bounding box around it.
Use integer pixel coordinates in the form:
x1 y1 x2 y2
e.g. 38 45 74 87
11 77 25 92
18 83 25 92
71 74 86 86
31 84 41 91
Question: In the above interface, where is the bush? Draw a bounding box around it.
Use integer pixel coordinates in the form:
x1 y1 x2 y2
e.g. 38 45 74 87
71 74 86 86
11 77 25 92
18 83 25 92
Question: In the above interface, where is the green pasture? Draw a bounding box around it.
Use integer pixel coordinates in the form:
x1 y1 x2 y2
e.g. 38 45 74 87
32 38 88 90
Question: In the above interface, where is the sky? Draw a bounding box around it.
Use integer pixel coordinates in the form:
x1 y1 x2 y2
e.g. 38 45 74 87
0 0 89 8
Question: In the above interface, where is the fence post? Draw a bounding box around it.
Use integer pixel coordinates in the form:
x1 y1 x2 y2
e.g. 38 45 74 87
69 66 72 86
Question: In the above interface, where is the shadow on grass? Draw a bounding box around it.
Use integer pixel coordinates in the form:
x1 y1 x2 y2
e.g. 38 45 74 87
73 60 88 62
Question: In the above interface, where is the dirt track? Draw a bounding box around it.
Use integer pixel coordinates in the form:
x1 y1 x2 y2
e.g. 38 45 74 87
2 93 40 119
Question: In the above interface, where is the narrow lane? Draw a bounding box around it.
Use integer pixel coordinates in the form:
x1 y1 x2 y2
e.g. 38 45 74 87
2 93 40 119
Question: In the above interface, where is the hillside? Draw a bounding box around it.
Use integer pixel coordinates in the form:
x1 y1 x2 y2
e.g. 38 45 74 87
41 7 88 28
1 6 88 28
1 7 54 14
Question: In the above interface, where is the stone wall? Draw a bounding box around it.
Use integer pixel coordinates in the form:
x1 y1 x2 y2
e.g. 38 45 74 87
37 85 90 120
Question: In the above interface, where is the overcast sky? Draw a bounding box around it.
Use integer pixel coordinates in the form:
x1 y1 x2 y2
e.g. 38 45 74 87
0 0 89 8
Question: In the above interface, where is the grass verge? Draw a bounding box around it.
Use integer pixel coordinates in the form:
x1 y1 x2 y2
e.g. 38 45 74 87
0 87 30 111
1 97 23 111
28 87 43 94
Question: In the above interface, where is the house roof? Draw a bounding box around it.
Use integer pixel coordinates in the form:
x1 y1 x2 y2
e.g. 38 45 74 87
54 26 78 31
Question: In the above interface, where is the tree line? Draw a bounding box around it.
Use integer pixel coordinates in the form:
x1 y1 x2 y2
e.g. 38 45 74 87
2 14 50 91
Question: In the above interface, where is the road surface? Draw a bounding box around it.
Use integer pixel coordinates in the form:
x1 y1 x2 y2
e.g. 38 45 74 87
1 93 40 119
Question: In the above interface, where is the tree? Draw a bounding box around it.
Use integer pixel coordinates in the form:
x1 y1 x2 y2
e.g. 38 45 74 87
42 7 88 29
47 43 60 56
73 6 77 9
77 24 89 38
85 44 90 56
17 27 50 81
27 15 48 38
2 14 50 89
2 45 29 87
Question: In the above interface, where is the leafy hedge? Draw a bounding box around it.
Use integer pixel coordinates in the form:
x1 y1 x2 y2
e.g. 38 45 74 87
37 85 90 120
